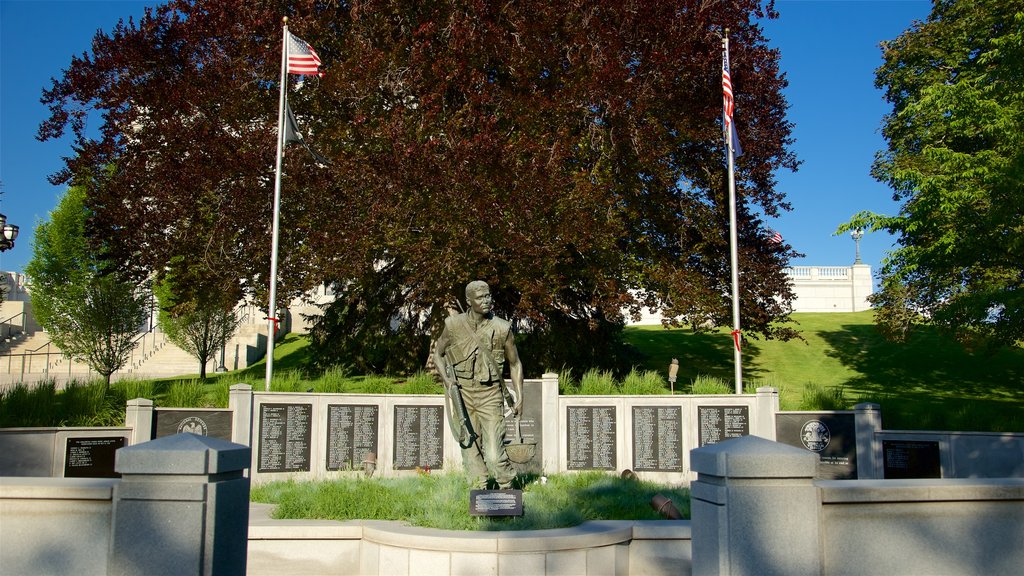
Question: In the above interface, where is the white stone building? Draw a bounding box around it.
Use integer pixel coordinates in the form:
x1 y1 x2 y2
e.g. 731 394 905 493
786 264 873 313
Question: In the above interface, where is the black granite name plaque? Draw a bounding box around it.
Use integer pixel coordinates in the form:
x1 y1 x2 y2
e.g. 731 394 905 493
503 380 544 474
697 405 749 447
469 489 524 516
776 413 858 479
883 439 941 479
566 405 617 470
326 404 379 471
154 409 233 441
393 405 444 470
632 406 683 472
64 436 124 478
257 403 313 473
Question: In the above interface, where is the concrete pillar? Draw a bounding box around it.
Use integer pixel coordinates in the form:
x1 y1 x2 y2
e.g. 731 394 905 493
691 435 820 576
125 398 155 445
851 264 873 312
854 402 882 479
228 384 254 446
540 372 560 473
753 387 780 440
108 433 251 576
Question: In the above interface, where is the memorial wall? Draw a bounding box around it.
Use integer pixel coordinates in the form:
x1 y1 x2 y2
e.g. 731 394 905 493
232 377 779 485
10 388 1023 482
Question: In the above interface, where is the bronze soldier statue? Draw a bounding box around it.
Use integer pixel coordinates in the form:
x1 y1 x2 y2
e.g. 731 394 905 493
433 280 523 489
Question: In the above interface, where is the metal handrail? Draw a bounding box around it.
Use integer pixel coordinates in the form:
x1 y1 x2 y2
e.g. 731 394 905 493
0 311 25 339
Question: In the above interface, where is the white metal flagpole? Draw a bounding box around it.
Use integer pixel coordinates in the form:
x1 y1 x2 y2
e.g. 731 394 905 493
266 18 290 391
723 30 743 394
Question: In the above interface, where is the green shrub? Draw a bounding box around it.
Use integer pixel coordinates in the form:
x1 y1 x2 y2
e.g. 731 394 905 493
690 375 732 395
557 367 579 394
363 376 395 394
579 369 617 395
799 383 847 411
271 370 307 393
402 371 442 395
115 377 154 401
164 379 205 407
0 381 56 426
315 365 352 393
620 368 667 395
205 382 231 408
61 380 124 426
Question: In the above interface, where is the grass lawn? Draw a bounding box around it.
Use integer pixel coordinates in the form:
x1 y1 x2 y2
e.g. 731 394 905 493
3 313 1021 432
251 470 691 528
624 311 1024 431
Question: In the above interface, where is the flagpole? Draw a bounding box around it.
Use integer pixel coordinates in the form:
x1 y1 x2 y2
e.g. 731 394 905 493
266 18 289 391
724 30 743 394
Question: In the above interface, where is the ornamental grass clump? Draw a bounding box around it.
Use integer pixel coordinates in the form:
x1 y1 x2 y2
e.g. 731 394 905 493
620 368 668 395
579 369 617 395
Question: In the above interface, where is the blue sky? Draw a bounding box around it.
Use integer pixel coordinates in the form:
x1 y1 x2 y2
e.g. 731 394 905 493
1 0 932 277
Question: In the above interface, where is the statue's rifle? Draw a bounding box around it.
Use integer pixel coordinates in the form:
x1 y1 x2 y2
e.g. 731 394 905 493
444 363 479 449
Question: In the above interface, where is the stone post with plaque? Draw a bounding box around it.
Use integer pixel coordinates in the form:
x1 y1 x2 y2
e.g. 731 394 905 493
108 433 251 576
691 435 821 576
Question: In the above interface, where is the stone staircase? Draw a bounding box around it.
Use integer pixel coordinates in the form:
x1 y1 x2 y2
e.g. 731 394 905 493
0 328 270 388
0 300 282 389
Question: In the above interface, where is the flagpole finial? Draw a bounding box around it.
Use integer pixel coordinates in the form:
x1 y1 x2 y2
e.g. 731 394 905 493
282 16 288 25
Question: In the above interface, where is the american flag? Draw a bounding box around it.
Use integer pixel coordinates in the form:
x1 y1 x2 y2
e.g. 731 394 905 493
767 229 783 245
722 45 734 133
722 39 742 156
287 31 322 76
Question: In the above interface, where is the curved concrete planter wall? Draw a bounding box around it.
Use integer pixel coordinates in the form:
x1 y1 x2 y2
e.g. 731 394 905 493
247 504 693 576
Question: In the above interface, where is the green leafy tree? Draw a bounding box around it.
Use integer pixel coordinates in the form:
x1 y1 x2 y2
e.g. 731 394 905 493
25 186 147 388
154 258 242 379
40 0 800 374
843 0 1024 348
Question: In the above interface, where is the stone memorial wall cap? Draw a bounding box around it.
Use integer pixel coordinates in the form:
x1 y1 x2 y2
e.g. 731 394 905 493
690 435 817 478
115 432 250 475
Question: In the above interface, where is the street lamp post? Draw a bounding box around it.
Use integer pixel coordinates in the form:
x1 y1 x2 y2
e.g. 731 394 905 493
850 228 864 264
0 213 18 252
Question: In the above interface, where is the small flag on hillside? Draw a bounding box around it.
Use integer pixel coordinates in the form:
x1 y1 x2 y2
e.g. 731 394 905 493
287 31 322 76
